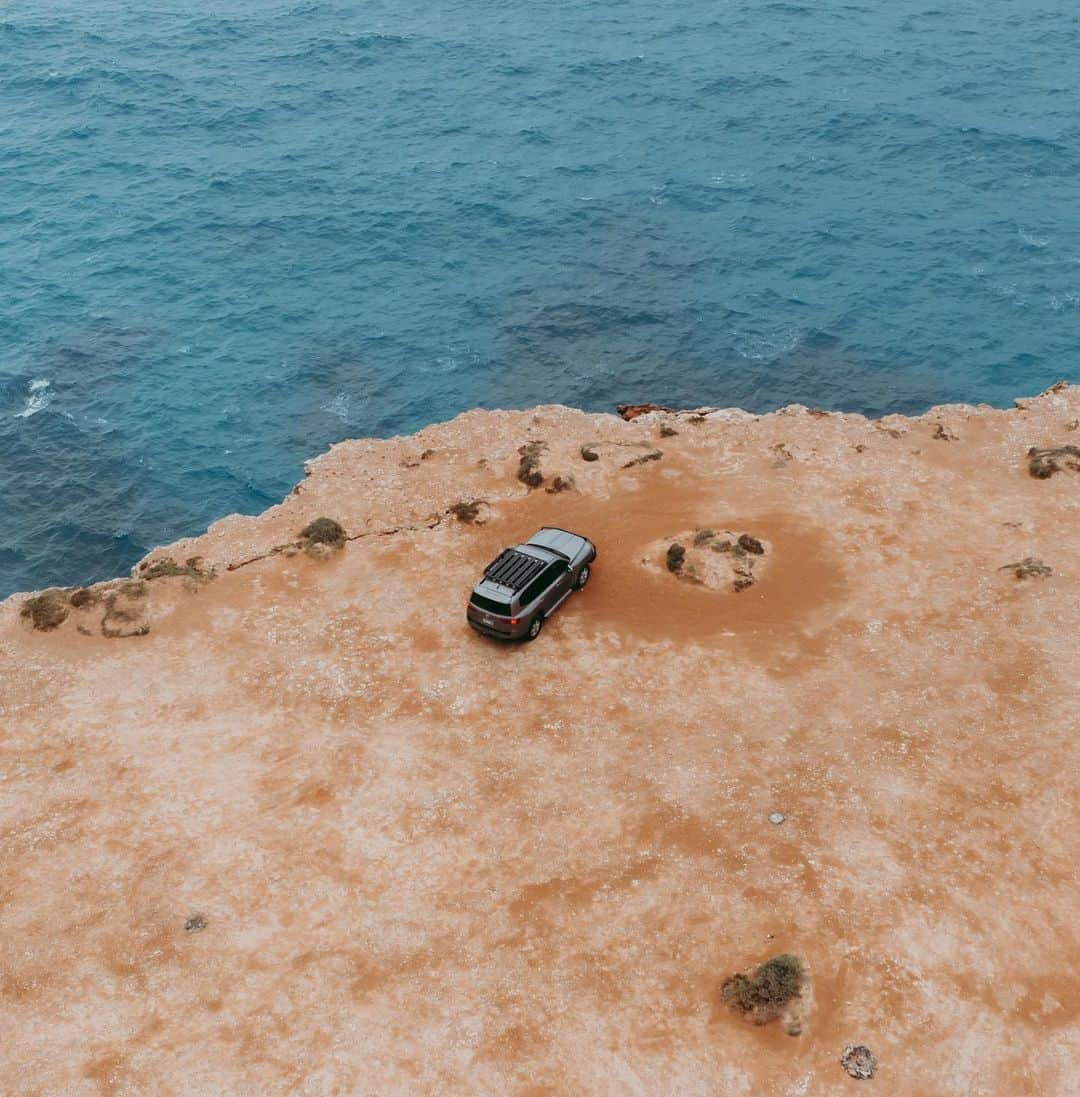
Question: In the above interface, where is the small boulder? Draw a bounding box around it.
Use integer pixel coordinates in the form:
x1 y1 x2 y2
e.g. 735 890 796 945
738 534 765 555
840 1044 876 1080
616 402 673 421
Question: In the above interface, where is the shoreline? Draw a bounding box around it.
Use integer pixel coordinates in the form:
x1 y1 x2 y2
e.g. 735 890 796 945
3 380 1073 608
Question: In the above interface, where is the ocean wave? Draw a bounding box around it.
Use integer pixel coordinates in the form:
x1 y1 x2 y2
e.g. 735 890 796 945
13 378 53 419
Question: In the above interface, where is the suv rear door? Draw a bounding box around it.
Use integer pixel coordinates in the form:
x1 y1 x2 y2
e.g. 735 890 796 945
520 559 571 616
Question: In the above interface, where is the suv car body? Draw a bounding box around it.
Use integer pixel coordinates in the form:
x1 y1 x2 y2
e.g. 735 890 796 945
467 528 596 641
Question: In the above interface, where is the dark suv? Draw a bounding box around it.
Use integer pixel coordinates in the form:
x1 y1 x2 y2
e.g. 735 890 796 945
467 528 596 641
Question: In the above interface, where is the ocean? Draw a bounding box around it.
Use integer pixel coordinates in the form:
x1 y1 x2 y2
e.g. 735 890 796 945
1 0 1078 597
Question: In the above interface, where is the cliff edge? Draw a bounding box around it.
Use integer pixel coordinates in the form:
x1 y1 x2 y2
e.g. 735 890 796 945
2 384 1078 1095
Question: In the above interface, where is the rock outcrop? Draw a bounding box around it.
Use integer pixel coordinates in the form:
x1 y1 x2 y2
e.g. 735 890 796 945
1 385 1077 1096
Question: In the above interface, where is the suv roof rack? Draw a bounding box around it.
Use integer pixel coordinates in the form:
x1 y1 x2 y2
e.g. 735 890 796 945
483 548 547 592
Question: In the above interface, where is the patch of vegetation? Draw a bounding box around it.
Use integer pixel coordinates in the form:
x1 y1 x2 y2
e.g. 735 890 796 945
1000 557 1052 580
517 441 546 487
449 499 485 523
659 424 679 438
693 529 717 547
299 517 346 547
21 590 69 631
622 449 663 469
721 954 804 1024
100 583 151 638
1028 444 1080 479
580 444 600 462
140 556 214 582
665 543 686 574
688 414 707 425
547 474 576 494
68 587 100 609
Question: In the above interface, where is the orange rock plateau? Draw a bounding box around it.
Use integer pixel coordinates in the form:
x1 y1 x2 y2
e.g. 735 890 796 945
2 385 1078 1095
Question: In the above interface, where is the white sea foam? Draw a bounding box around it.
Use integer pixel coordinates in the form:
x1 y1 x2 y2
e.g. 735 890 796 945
14 378 53 419
321 392 353 422
735 327 802 362
1019 229 1049 248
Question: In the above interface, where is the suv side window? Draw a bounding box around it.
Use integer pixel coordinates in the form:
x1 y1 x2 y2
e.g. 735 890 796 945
521 561 564 606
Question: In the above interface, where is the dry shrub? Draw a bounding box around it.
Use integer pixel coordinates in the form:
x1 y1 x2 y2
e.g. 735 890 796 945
622 449 663 469
299 517 346 547
69 588 100 609
21 591 69 631
1000 557 1052 580
1028 445 1080 479
140 556 214 582
518 442 546 487
449 499 484 523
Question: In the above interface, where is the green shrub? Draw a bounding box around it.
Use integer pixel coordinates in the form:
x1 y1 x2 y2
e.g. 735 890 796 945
666 544 686 574
721 954 803 1023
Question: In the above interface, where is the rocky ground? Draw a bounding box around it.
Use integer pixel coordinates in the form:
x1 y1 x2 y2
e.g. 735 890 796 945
1 383 1078 1096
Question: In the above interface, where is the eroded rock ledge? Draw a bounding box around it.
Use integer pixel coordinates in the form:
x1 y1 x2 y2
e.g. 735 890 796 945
0 383 1077 1097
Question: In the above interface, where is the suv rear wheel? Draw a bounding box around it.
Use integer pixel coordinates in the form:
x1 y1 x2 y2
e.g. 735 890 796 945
524 616 543 641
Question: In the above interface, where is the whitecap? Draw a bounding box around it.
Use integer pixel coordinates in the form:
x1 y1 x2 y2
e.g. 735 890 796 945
735 327 802 362
1019 229 1049 248
321 392 352 422
709 170 750 188
14 378 53 419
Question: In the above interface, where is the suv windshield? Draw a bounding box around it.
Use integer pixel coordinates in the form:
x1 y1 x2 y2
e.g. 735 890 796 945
471 593 511 616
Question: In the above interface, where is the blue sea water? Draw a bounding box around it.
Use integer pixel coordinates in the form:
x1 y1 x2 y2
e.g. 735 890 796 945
1 0 1078 597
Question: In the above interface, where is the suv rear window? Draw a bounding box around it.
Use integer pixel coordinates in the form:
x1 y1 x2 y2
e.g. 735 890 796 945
471 593 511 616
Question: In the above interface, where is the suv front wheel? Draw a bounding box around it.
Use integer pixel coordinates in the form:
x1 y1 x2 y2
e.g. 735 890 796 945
524 616 543 641
575 564 591 590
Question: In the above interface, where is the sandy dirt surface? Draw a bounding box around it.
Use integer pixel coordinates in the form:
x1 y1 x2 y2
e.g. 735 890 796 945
1 385 1078 1096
